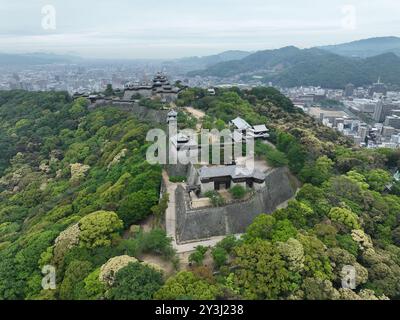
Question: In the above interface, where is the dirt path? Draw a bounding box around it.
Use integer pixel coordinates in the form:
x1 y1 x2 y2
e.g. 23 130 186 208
185 107 205 132
185 107 205 120
137 253 175 277
140 215 154 233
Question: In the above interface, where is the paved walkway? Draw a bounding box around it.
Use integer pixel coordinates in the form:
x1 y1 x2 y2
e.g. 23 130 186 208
163 170 178 242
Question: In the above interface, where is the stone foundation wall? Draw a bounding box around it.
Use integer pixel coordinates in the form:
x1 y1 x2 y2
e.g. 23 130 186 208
166 163 189 178
90 100 169 124
175 167 297 243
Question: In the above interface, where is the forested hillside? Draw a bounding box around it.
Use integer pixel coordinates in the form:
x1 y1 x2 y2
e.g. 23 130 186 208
174 87 400 300
188 47 400 88
319 36 400 58
1 89 400 300
0 91 170 299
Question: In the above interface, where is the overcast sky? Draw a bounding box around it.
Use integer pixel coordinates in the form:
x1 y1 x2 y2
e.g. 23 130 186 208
0 0 399 59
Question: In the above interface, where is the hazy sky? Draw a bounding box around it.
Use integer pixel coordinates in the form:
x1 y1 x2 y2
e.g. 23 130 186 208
0 0 399 59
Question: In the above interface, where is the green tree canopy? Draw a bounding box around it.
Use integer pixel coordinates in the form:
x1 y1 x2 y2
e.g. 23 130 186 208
79 211 123 248
232 240 292 299
107 262 164 300
155 271 220 300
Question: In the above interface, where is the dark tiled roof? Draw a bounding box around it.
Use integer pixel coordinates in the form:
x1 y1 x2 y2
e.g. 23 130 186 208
199 165 266 181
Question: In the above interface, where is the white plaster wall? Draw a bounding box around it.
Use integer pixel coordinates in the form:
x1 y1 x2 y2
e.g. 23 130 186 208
254 181 266 191
201 182 215 194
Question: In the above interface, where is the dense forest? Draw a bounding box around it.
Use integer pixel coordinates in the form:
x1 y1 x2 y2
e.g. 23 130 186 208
0 91 172 299
1 88 400 300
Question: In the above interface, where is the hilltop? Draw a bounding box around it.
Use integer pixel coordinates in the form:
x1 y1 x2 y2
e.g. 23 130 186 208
319 36 400 58
0 87 400 300
188 46 400 88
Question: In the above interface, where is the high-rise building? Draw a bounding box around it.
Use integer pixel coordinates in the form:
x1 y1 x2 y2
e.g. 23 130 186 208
373 98 400 122
384 115 400 129
358 125 368 142
373 100 383 122
344 83 355 97
382 126 396 137
369 77 387 97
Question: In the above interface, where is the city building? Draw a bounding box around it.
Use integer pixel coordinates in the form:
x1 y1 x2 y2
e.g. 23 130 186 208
344 98 378 114
308 107 348 124
384 115 400 129
382 126 396 137
373 98 400 122
344 83 355 97
292 93 326 106
369 78 387 97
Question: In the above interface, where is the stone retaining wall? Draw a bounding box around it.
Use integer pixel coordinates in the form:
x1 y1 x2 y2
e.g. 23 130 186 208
175 167 296 242
90 100 170 124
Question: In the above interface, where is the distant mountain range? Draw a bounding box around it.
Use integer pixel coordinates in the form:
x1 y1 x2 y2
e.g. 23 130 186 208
319 36 400 58
188 37 400 88
161 50 251 73
0 53 81 67
2 37 400 88
0 50 250 73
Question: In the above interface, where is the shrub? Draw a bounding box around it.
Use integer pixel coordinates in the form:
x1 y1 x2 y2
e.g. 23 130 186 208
118 190 159 227
204 191 225 207
229 185 247 199
189 246 208 266
211 247 228 268
137 229 176 259
216 235 240 253
169 176 186 183
255 141 288 167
